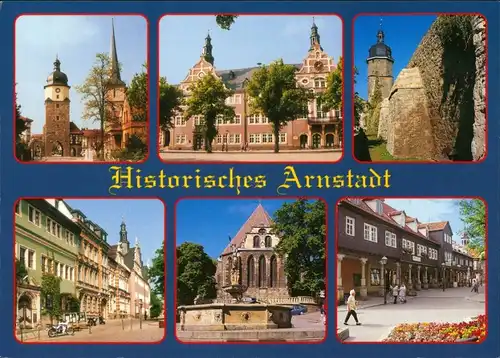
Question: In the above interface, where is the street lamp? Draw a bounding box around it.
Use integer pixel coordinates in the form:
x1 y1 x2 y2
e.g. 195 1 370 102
380 256 388 304
441 263 446 292
139 299 143 329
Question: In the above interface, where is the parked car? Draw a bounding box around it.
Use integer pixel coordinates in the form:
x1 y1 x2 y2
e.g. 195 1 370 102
242 297 257 303
290 304 307 315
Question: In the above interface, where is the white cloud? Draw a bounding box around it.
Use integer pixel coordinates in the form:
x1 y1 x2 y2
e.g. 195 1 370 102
384 199 464 241
16 15 100 52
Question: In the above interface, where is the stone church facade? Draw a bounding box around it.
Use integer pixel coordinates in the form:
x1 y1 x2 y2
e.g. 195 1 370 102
27 20 146 161
215 204 289 301
160 19 342 151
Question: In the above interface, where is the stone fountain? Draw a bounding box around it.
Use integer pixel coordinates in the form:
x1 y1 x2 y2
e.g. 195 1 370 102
178 245 292 332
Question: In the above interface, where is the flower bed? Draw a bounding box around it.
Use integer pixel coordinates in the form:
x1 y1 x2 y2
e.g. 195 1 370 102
383 315 486 342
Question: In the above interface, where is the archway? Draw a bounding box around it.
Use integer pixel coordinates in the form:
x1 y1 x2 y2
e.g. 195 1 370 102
247 256 255 287
30 140 43 159
270 256 278 287
18 293 35 328
164 131 170 146
312 133 321 149
52 142 63 156
326 134 334 148
258 255 266 288
100 298 108 318
300 134 308 149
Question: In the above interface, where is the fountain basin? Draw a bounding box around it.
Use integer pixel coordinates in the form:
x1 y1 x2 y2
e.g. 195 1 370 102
178 303 292 331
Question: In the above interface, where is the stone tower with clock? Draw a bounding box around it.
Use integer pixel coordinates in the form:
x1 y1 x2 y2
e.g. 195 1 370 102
366 28 394 101
43 57 71 157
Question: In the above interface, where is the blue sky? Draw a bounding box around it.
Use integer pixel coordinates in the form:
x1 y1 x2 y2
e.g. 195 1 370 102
384 199 466 243
66 199 164 266
160 15 343 84
15 15 147 134
354 15 436 100
176 199 300 258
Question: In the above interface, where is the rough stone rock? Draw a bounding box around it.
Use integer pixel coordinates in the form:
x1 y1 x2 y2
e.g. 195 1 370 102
471 15 487 161
385 67 437 158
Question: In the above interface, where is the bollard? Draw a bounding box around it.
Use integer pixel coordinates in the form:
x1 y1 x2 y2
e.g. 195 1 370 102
121 318 124 330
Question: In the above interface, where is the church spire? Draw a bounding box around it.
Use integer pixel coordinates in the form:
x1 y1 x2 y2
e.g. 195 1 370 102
309 17 323 51
202 31 214 65
109 18 125 86
119 217 130 253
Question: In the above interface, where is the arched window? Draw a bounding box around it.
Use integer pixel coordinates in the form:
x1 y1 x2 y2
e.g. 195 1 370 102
270 256 278 287
265 236 272 248
258 255 266 288
247 256 255 287
253 236 260 248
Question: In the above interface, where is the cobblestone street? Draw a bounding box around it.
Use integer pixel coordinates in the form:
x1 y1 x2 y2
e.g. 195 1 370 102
19 319 164 343
159 150 342 162
337 287 486 342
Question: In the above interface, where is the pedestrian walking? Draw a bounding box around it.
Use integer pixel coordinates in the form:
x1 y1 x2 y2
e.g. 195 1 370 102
399 283 407 303
391 284 399 304
471 279 477 292
344 289 361 326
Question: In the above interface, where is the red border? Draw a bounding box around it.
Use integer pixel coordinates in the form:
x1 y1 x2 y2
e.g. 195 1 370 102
351 13 489 164
13 196 167 345
173 196 329 344
13 14 151 165
334 196 489 344
156 14 345 164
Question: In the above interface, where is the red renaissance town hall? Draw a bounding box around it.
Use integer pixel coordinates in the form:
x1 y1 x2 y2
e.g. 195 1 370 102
159 20 342 151
336 198 483 302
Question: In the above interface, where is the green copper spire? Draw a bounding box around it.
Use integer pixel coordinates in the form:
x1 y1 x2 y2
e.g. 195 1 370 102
309 17 323 51
202 31 214 65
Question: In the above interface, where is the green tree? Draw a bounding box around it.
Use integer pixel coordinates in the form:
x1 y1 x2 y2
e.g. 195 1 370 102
113 135 147 161
246 59 314 152
148 242 165 296
353 68 372 161
272 199 326 296
159 77 184 130
184 73 235 152
126 63 148 122
177 242 217 306
15 92 29 160
321 57 343 112
366 77 383 135
149 292 162 319
41 273 62 324
16 259 28 283
76 53 117 160
215 15 238 30
458 199 486 254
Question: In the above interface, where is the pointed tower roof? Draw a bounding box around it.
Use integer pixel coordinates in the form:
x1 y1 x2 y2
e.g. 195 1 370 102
201 31 214 65
109 18 126 86
367 18 394 62
222 204 273 255
309 17 323 51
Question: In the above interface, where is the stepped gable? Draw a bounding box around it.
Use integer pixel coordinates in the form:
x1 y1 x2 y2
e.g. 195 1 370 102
221 204 273 255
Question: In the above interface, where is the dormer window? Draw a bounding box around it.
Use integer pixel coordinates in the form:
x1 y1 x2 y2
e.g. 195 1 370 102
376 200 383 214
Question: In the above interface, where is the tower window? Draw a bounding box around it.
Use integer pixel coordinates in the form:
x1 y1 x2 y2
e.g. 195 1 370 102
56 104 59 108
113 89 116 97
56 95 60 99
56 116 60 121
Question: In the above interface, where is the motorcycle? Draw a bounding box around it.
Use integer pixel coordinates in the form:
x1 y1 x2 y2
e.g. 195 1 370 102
98 316 106 325
47 323 74 338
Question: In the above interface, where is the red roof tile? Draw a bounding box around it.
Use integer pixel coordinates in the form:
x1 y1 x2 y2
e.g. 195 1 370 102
221 204 273 255
427 221 448 231
343 198 439 244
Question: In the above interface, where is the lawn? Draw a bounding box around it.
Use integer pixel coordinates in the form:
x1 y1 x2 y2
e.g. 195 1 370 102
366 134 426 162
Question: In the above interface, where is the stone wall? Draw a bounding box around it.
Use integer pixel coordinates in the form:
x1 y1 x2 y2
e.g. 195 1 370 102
377 16 485 160
471 16 487 161
377 98 390 140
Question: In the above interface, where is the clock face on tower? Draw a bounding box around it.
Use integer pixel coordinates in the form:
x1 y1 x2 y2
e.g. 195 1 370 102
55 88 61 93
314 61 324 71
